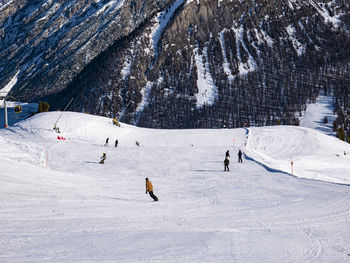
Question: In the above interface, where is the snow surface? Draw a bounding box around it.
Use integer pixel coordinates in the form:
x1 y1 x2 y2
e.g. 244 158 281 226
300 95 336 135
1 110 350 262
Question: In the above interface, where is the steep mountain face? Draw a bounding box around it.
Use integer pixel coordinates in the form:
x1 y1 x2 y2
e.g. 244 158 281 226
2 0 350 128
0 0 171 96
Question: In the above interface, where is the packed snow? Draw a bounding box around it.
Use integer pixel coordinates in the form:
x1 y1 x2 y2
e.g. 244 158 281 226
300 95 336 135
0 108 349 262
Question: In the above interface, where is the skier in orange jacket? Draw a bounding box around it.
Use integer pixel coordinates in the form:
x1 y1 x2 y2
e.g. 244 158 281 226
145 178 158 201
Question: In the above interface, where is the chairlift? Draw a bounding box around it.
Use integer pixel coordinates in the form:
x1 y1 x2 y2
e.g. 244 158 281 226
14 105 22 113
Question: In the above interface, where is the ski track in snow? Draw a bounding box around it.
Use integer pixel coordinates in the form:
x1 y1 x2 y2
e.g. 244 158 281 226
0 109 349 262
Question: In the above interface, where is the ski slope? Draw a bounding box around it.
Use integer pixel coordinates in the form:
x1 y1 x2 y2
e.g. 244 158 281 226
0 111 350 262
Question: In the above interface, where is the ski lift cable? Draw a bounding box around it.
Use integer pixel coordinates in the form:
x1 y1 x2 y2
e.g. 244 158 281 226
117 99 133 121
53 97 74 129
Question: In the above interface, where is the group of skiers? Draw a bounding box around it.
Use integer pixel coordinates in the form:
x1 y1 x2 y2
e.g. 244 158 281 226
99 138 119 164
224 149 243 171
104 137 119 147
99 135 245 202
99 138 140 164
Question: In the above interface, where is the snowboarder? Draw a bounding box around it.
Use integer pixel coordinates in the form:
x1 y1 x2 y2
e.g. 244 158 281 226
224 157 230 171
145 178 158 201
99 152 106 164
225 150 230 158
115 139 118 148
238 150 243 163
104 137 109 146
113 118 120 126
136 140 140 146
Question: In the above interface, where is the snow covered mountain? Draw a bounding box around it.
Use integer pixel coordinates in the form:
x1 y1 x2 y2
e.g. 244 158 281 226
0 111 350 262
1 0 350 128
0 0 171 96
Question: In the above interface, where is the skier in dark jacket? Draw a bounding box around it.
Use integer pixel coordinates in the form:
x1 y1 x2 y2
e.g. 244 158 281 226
99 152 106 164
145 178 158 201
238 150 243 163
115 139 118 148
104 137 109 146
225 150 230 158
224 157 230 171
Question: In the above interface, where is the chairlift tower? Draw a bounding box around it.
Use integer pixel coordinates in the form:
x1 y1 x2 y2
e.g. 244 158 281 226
0 95 16 128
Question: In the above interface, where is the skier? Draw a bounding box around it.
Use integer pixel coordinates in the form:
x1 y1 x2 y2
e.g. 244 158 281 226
136 140 140 146
99 152 106 164
225 150 230 158
115 139 118 148
224 157 230 171
238 149 243 163
104 137 109 146
145 178 158 201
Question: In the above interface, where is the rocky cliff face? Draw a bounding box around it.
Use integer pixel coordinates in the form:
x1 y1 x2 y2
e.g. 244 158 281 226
2 0 350 128
0 0 171 96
